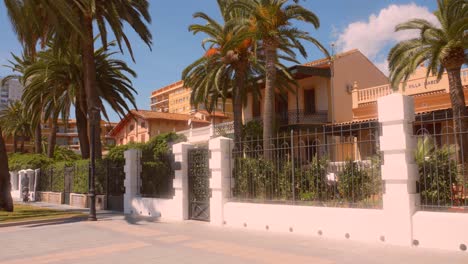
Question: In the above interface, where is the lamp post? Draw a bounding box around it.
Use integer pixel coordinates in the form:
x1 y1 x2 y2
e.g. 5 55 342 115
88 106 99 221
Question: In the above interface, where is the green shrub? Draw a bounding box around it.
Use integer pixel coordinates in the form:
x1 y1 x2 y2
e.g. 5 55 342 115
416 141 458 205
139 133 185 197
8 153 53 171
233 157 275 199
53 146 81 162
338 160 374 202
297 156 331 201
243 120 263 140
49 161 67 192
72 160 90 194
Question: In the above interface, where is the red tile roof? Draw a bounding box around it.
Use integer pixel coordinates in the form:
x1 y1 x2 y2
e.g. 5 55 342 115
109 110 209 136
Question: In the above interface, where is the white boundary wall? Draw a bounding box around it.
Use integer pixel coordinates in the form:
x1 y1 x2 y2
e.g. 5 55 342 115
124 94 468 252
224 203 384 242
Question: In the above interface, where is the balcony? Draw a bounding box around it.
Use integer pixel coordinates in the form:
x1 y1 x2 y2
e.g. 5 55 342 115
352 68 468 108
247 109 329 126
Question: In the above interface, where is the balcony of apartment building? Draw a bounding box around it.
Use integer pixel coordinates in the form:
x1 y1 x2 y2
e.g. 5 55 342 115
352 67 468 120
244 65 332 129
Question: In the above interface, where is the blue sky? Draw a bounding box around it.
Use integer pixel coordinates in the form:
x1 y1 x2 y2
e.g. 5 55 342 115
0 0 438 122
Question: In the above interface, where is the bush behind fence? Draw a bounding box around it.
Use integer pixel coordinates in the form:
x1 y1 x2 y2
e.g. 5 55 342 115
232 123 383 209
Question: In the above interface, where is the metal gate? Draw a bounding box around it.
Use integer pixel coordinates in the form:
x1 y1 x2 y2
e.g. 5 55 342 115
106 161 125 211
63 166 74 204
188 148 211 221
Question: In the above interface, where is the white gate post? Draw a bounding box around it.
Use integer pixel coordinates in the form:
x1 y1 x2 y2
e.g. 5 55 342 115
124 149 142 214
172 142 194 220
209 137 234 225
378 94 419 246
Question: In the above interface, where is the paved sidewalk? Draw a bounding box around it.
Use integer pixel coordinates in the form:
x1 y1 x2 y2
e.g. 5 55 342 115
0 211 467 264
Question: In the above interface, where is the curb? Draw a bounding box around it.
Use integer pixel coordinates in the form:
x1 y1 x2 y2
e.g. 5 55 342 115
0 215 88 228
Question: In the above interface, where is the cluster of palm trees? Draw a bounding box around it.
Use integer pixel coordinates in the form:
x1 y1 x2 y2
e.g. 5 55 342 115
0 0 152 212
182 0 329 154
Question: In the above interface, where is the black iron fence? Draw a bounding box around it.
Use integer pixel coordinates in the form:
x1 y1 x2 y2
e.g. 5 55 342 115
231 121 383 208
38 160 125 196
414 110 468 212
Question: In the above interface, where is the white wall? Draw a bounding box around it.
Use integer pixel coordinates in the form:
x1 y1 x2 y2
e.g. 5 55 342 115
224 203 384 243
128 197 178 220
413 211 468 251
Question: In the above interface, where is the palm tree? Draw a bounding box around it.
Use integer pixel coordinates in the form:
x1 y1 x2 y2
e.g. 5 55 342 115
0 101 32 153
0 126 13 212
69 0 152 159
5 0 152 159
230 0 329 157
21 40 137 158
183 0 263 146
388 0 468 163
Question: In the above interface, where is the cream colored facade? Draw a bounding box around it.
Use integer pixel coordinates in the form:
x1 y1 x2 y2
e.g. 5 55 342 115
243 50 389 126
150 81 233 120
110 110 209 146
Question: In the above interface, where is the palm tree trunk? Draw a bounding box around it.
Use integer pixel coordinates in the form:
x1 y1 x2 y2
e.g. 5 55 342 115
34 123 42 154
0 127 13 212
47 119 57 158
76 95 90 159
234 70 245 149
81 14 102 159
447 67 468 165
20 136 25 153
13 134 17 153
263 41 277 160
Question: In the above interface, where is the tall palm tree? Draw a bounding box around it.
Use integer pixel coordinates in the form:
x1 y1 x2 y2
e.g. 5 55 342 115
388 0 468 163
5 0 152 159
230 0 329 156
69 0 152 159
183 0 263 146
0 101 32 153
21 41 138 158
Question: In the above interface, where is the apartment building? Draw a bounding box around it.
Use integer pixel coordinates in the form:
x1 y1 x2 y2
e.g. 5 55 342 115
150 80 233 122
0 78 23 111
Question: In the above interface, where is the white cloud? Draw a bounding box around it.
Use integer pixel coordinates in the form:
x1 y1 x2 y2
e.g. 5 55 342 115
335 4 438 75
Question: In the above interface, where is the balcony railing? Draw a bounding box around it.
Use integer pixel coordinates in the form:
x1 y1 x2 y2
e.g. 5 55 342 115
353 68 468 108
247 109 329 126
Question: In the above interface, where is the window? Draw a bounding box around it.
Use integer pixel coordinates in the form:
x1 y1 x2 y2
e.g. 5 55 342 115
304 89 316 114
140 134 146 143
129 124 135 132
141 121 146 128
130 136 135 143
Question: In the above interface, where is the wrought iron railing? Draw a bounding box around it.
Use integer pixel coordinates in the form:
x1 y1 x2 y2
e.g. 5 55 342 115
246 109 329 126
231 121 382 209
414 109 468 212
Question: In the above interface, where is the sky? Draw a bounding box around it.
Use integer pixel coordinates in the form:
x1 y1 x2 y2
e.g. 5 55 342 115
0 0 438 122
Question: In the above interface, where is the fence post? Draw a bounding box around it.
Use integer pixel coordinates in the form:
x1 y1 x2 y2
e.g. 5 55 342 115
209 136 234 225
172 142 195 220
378 93 419 247
123 149 142 214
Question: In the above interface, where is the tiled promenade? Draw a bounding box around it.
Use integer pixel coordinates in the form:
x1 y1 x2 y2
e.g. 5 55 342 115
1 212 467 264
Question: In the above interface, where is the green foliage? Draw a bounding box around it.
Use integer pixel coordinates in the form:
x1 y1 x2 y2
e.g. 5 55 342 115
72 160 89 194
106 142 144 163
415 138 458 205
233 157 275 199
297 156 331 201
8 153 52 171
243 120 263 140
53 146 81 162
338 160 375 202
49 161 67 192
139 133 185 197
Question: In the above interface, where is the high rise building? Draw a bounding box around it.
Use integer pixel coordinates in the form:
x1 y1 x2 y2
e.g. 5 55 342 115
0 78 23 110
